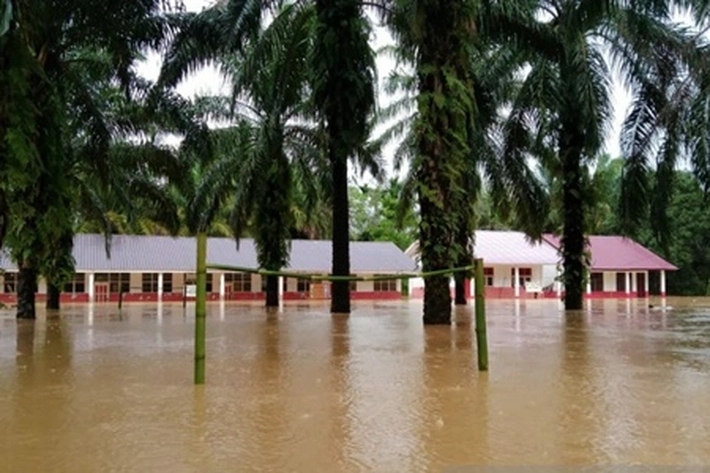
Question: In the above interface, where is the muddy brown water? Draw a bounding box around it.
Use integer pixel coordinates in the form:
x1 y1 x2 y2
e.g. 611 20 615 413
1 298 710 472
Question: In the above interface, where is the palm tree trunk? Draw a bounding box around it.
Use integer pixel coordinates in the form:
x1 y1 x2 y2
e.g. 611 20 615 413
16 264 37 319
418 192 453 323
330 149 350 314
265 275 279 308
46 283 60 310
313 0 374 314
413 0 476 324
561 126 586 311
455 275 467 305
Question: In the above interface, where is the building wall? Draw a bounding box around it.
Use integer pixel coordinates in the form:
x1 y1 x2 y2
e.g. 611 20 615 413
603 272 617 292
130 273 141 293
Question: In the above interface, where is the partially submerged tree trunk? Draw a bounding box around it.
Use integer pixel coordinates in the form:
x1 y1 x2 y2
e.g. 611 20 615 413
46 283 60 310
412 0 476 324
312 0 375 314
16 264 38 319
330 152 351 314
455 276 467 305
560 123 586 311
265 275 279 308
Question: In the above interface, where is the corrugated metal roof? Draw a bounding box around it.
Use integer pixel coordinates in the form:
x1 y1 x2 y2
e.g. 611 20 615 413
405 230 561 266
542 234 677 271
0 234 418 273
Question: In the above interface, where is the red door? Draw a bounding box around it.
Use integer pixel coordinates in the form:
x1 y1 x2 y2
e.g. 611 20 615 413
95 283 109 303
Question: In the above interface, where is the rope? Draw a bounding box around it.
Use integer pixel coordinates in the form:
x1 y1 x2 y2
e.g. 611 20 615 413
205 263 476 282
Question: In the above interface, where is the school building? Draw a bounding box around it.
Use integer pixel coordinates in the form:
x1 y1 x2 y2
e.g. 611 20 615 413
0 234 417 304
405 230 677 299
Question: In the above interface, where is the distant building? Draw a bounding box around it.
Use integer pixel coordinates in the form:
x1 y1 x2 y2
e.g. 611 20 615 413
542 234 677 298
0 234 417 304
405 230 677 299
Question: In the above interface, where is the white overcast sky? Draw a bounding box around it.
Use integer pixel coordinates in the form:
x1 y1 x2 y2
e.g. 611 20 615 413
136 0 634 176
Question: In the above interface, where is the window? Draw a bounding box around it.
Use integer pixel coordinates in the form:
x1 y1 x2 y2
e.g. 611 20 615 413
183 273 213 292
374 275 397 292
616 272 626 292
3 272 16 293
297 278 310 293
95 273 110 282
484 267 494 286
510 268 532 288
350 276 357 292
63 273 85 293
225 273 251 292
142 273 159 292
109 274 130 293
163 273 173 293
590 272 604 292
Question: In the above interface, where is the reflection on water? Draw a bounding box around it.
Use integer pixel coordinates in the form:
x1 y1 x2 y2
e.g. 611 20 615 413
1 298 710 471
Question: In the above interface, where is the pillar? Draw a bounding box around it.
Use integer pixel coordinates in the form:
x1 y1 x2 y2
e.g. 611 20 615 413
660 270 666 297
586 279 591 295
513 267 520 298
625 272 631 297
219 273 226 300
278 276 284 298
88 272 95 302
157 273 164 300
644 271 649 297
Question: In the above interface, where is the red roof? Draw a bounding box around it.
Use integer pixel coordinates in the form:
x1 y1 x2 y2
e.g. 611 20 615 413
542 234 677 271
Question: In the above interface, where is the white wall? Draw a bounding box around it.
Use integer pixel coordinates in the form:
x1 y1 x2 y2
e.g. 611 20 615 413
130 273 142 293
484 264 554 288
603 272 617 292
541 265 559 288
251 274 261 293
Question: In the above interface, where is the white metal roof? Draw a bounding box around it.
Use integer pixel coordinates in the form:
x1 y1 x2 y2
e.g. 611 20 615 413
406 230 560 266
0 234 418 274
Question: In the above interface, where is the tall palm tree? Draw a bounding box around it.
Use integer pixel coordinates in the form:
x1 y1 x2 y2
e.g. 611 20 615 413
311 0 377 314
377 24 548 317
162 1 380 308
616 9 710 253
177 5 329 307
0 0 179 318
381 0 479 324
489 1 697 310
44 81 189 311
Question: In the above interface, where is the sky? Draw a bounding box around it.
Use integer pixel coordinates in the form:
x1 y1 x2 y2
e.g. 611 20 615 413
136 0 634 177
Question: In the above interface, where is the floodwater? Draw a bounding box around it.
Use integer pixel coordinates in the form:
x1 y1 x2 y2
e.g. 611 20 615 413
1 298 710 472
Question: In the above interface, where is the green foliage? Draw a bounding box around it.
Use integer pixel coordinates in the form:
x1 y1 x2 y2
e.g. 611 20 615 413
630 172 710 296
349 179 417 250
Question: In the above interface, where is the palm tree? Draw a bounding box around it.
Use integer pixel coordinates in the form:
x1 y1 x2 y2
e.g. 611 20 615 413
615 9 710 254
380 0 479 324
376 29 549 316
170 5 329 307
311 0 377 314
489 1 697 310
0 0 178 318
162 1 381 308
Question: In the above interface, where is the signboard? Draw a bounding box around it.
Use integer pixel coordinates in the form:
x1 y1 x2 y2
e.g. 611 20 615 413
185 284 197 297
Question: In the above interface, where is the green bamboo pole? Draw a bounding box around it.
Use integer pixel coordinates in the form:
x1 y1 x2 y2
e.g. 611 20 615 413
205 263 476 282
194 232 207 385
474 258 488 371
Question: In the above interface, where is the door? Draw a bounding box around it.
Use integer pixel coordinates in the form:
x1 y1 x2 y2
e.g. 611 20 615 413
636 273 646 298
94 283 109 303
